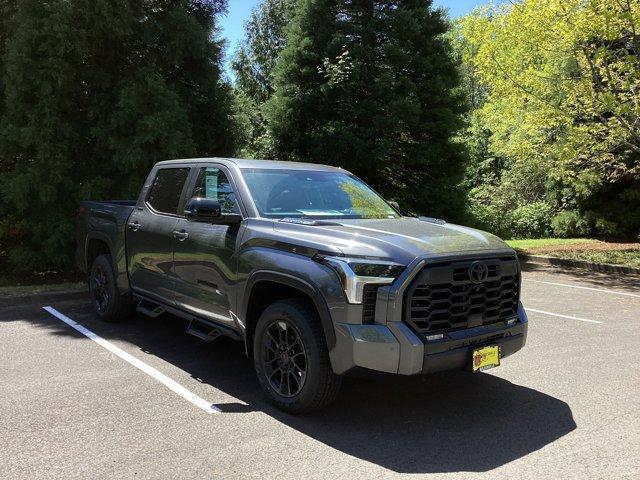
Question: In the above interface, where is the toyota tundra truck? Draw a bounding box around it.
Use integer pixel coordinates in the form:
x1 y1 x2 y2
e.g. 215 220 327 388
76 158 528 413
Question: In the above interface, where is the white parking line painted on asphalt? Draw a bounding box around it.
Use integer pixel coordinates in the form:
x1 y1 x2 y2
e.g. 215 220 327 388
43 306 221 414
526 279 640 298
526 308 603 324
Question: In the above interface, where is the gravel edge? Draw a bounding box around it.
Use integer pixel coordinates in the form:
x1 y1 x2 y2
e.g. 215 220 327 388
519 253 640 275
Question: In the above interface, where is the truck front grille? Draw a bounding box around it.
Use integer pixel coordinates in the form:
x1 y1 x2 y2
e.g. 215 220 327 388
404 256 520 337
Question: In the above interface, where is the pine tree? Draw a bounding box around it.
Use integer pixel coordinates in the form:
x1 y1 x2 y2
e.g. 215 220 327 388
233 0 296 103
264 0 467 217
0 0 235 272
232 0 296 156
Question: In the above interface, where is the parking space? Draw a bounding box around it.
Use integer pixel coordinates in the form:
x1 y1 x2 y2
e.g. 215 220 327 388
1 265 639 479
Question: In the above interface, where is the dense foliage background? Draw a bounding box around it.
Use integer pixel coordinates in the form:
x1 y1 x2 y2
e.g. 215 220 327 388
456 0 640 239
0 0 236 272
0 0 638 275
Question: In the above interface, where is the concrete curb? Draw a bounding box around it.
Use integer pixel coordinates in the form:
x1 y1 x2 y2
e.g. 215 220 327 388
518 253 640 275
0 288 87 308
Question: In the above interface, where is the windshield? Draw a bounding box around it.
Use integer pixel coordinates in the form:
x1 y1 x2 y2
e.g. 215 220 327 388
241 169 399 219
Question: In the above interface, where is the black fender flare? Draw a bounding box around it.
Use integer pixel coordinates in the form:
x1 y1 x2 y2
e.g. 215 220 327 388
84 231 115 270
242 270 337 351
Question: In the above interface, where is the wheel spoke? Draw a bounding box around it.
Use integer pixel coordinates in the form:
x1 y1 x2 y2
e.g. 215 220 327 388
287 326 295 349
289 372 301 389
264 342 278 356
269 366 282 381
291 355 306 371
285 341 300 354
276 371 287 395
266 330 279 346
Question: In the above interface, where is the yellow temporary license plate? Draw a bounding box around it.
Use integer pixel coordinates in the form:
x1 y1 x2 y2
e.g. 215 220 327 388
472 345 500 372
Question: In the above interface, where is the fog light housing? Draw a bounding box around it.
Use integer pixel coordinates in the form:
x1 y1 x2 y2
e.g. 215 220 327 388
425 333 444 342
506 317 517 326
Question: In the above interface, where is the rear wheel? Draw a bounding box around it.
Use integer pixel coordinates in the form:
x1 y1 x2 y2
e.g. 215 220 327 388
253 299 341 413
89 254 134 322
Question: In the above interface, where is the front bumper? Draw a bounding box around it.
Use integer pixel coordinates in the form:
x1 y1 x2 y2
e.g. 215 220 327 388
330 302 528 375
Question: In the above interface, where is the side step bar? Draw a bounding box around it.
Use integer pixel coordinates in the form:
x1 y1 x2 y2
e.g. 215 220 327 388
186 319 221 343
137 299 165 318
132 292 243 342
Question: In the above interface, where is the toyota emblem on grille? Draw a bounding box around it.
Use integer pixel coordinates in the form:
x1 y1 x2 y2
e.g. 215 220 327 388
468 261 489 284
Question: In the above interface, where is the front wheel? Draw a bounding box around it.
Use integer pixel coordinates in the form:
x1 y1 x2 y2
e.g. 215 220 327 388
253 299 341 413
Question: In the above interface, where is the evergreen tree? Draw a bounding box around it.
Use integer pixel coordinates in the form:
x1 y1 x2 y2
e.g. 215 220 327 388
233 0 296 103
0 0 235 272
232 0 296 156
264 0 467 217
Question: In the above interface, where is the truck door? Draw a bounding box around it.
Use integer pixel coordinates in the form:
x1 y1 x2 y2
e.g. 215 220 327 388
126 166 191 304
172 165 243 328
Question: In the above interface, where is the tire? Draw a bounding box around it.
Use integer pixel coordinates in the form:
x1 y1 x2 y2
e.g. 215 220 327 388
89 254 134 323
253 298 342 414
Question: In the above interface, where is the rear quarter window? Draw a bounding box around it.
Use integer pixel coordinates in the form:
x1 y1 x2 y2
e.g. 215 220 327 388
146 168 190 215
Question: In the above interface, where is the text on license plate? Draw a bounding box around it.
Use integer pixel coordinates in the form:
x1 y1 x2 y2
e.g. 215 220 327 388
472 345 500 372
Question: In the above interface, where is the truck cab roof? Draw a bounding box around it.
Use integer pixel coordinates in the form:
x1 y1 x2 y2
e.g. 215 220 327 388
155 157 343 172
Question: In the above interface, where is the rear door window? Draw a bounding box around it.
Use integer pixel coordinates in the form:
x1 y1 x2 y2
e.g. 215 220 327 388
146 168 190 215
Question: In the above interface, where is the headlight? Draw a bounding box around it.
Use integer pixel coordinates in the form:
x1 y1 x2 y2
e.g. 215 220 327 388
314 255 405 304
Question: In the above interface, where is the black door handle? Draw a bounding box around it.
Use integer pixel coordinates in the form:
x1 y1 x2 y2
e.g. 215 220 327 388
127 221 141 232
172 229 189 241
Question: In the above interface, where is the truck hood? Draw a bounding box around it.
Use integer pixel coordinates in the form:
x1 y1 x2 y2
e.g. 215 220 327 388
273 217 513 264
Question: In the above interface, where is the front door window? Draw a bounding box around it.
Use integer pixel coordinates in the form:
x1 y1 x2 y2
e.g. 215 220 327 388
190 167 239 214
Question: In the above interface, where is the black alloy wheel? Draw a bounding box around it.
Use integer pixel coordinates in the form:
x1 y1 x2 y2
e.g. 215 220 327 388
261 320 308 397
92 263 110 313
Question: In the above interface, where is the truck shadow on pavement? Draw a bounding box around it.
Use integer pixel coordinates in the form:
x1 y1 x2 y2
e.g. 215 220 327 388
13 300 577 474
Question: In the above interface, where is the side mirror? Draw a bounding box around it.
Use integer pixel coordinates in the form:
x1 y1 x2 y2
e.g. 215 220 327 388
185 197 220 222
184 197 242 225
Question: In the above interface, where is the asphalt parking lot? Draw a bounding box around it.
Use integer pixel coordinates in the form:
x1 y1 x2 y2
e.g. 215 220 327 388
1 264 639 480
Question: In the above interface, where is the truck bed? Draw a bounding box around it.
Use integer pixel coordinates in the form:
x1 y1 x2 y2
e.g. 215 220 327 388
76 200 137 275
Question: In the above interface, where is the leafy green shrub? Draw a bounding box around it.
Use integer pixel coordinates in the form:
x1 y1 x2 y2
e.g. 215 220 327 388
593 216 619 237
465 201 502 235
551 210 591 237
551 210 620 238
466 184 553 239
508 202 553 239
464 187 512 237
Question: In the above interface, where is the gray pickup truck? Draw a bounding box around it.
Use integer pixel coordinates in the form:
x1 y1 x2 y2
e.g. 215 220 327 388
76 158 528 412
